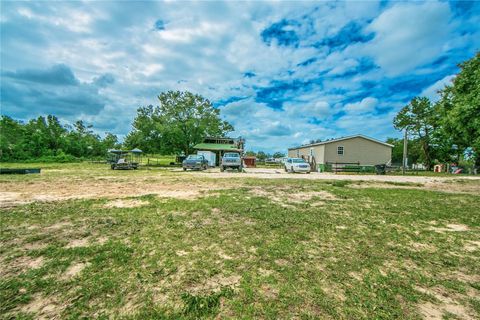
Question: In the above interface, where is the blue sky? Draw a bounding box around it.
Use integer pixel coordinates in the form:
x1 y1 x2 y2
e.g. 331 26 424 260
1 1 479 152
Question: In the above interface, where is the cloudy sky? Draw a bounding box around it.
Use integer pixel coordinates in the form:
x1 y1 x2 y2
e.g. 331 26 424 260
1 1 479 152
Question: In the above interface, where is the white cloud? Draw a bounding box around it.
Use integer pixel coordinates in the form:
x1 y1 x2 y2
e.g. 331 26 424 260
364 1 452 75
344 97 378 114
419 74 455 102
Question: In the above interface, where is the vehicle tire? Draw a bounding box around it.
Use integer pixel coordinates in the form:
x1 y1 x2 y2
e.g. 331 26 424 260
111 164 115 170
220 166 224 172
183 167 187 171
203 165 207 170
284 166 288 172
306 171 311 174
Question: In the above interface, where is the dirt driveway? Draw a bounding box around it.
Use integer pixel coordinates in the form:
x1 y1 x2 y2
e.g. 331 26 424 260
1 166 479 208
190 167 480 184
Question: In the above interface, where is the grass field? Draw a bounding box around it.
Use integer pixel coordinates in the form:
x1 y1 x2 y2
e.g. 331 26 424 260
1 164 479 319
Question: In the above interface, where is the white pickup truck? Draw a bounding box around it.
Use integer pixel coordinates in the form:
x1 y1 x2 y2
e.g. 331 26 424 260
220 152 243 172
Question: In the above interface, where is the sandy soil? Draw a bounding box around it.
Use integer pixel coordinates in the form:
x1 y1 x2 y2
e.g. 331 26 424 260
0 168 478 207
202 168 480 184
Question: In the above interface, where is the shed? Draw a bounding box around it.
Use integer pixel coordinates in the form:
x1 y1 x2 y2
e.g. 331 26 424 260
243 156 256 168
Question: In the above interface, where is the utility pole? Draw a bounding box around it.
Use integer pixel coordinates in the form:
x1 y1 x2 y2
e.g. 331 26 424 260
402 129 408 175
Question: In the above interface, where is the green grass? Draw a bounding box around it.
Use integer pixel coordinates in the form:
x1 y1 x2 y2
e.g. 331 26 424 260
1 165 479 319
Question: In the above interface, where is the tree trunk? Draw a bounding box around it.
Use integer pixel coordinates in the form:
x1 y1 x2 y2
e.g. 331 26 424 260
422 140 432 171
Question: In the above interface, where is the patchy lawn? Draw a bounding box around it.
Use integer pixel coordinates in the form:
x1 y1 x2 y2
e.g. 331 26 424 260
1 164 479 319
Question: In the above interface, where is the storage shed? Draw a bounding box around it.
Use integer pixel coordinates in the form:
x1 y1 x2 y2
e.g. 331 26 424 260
243 156 256 168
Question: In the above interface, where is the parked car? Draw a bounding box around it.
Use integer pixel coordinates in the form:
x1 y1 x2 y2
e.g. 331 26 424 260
284 158 311 173
221 152 243 172
182 155 208 171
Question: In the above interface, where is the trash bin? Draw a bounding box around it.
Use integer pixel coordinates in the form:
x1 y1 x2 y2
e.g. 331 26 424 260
375 164 386 175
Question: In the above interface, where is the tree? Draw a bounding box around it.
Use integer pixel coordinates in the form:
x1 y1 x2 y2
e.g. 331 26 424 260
0 115 110 161
393 97 436 170
386 137 423 165
126 91 234 155
437 53 480 167
102 133 119 150
272 151 285 158
256 151 267 161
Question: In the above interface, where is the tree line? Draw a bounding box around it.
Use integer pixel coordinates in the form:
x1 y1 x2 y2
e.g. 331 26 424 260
0 115 120 162
390 53 479 170
0 91 234 162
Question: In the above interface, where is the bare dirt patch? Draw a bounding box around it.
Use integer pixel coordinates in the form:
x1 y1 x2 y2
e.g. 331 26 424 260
261 284 279 300
410 242 436 252
275 259 288 267
0 175 230 207
62 262 90 280
23 242 48 251
416 286 476 320
249 187 338 206
20 293 61 320
66 238 90 248
464 240 480 252
2 256 45 277
102 199 149 208
189 274 241 294
428 223 470 233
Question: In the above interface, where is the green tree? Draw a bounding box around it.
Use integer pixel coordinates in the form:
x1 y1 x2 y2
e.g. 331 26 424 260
393 97 436 170
272 151 285 158
126 91 234 155
256 151 267 161
102 133 119 150
437 53 480 167
0 115 113 161
386 137 423 165
0 116 27 159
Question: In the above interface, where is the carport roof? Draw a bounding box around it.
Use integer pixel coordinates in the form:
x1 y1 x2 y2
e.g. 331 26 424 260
193 143 242 151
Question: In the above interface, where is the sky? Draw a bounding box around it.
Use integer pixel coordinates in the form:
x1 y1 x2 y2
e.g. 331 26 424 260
1 0 479 152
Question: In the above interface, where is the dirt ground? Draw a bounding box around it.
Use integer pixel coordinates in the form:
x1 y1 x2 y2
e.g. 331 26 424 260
1 167 479 207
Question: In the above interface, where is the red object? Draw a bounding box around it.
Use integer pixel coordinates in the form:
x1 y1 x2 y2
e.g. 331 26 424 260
243 156 256 168
454 168 463 174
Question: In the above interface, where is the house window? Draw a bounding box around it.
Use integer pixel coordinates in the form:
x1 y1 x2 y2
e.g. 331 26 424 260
296 150 300 157
337 146 344 155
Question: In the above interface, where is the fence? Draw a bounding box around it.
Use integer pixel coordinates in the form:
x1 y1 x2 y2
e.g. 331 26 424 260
325 162 376 174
